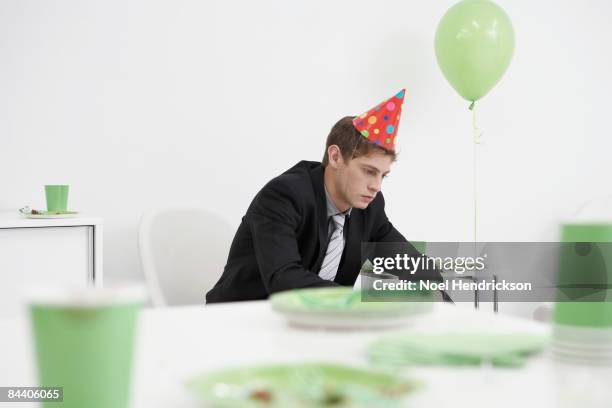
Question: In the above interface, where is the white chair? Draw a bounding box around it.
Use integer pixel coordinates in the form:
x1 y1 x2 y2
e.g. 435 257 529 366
138 207 234 306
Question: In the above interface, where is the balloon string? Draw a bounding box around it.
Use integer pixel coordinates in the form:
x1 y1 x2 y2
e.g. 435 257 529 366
472 102 483 244
472 102 482 145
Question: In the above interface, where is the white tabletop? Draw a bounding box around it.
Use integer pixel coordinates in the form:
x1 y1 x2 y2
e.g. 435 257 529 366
0 210 102 228
2 301 612 407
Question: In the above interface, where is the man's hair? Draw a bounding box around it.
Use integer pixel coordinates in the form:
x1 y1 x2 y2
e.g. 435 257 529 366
321 116 397 167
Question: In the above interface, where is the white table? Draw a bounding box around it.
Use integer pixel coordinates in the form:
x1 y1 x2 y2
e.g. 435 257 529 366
2 301 612 407
0 211 103 316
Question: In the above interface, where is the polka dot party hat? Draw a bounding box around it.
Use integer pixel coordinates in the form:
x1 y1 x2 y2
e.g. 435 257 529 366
352 89 405 151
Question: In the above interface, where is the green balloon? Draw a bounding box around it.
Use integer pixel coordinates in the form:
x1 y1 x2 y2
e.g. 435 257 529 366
435 0 515 103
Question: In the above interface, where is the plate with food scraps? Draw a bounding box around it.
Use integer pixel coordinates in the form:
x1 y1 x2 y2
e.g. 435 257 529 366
19 207 79 219
186 362 421 407
270 287 433 330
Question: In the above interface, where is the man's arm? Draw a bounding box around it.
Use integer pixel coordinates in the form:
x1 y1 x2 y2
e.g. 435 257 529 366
370 194 453 302
249 181 337 295
370 193 427 273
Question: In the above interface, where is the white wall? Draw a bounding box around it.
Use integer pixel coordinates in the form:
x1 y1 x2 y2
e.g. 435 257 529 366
1 0 611 298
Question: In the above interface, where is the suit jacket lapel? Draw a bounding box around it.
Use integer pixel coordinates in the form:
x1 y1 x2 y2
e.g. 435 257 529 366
309 165 330 270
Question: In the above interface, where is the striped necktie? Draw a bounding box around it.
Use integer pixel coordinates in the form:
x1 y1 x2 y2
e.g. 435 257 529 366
319 213 346 281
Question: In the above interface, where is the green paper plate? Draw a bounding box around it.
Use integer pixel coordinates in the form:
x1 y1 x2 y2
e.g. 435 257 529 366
271 287 432 315
270 287 433 329
25 210 79 219
186 362 421 407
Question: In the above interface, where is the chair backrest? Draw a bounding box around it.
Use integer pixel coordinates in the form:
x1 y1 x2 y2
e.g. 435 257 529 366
138 207 234 306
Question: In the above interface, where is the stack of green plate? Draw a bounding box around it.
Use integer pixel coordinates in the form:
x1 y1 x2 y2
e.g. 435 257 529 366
270 287 433 330
368 332 548 368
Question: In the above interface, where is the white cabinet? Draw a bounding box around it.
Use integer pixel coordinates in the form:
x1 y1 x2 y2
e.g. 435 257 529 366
0 211 103 316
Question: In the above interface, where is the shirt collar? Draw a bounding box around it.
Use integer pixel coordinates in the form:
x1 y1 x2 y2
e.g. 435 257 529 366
324 185 352 218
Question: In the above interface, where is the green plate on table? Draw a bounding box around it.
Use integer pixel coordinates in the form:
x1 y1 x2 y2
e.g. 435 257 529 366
186 362 421 407
270 287 433 329
25 210 79 219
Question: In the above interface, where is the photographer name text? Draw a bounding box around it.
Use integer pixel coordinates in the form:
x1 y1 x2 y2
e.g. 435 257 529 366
372 279 532 292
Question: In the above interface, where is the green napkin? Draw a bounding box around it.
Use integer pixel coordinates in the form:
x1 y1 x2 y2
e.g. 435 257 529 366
368 332 548 368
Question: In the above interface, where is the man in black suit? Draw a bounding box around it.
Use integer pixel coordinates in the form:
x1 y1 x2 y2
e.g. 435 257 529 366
206 90 442 303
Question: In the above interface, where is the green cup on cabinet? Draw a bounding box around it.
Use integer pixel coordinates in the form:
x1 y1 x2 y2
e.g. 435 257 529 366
44 185 69 212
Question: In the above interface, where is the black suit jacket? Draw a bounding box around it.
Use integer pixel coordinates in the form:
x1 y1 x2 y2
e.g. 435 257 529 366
206 161 434 303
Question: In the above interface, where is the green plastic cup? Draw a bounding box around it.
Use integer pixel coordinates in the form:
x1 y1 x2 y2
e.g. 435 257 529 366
554 223 612 328
29 286 146 408
45 185 69 212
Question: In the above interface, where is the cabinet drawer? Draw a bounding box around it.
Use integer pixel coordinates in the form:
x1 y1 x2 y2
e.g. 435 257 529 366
0 226 92 316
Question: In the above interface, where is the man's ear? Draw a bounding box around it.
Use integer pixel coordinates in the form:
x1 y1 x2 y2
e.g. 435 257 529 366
327 145 342 169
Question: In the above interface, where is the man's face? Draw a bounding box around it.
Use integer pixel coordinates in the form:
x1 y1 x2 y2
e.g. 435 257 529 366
330 149 393 210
